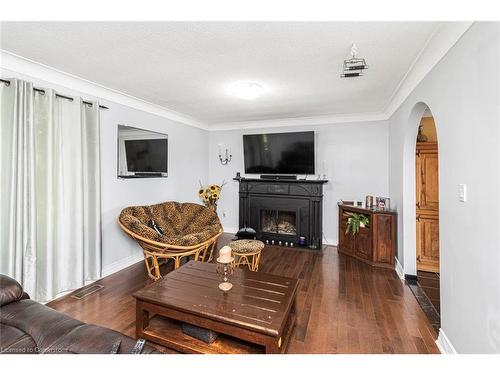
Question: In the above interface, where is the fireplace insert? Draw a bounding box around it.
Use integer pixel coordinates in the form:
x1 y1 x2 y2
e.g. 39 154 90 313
260 210 297 236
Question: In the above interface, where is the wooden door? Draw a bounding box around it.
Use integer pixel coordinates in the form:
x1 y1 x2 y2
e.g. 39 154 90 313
416 142 439 273
354 226 371 261
339 211 355 255
416 214 439 272
373 214 396 265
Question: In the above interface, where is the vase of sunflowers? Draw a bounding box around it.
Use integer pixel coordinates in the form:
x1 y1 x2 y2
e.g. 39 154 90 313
198 181 225 212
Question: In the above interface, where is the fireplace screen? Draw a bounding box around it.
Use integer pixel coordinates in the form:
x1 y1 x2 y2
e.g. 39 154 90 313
260 209 297 235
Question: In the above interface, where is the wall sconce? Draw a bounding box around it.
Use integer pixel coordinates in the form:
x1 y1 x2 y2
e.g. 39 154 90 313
218 144 232 165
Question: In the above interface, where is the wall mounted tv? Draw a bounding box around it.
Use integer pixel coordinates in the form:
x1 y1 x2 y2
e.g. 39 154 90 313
117 125 168 178
243 131 315 175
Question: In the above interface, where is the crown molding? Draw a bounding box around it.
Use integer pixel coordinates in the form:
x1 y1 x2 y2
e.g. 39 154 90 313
209 112 388 131
383 22 473 118
1 22 473 132
210 22 474 131
0 50 209 130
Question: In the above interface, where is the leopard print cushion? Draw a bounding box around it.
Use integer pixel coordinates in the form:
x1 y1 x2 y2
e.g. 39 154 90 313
119 202 222 247
228 239 265 254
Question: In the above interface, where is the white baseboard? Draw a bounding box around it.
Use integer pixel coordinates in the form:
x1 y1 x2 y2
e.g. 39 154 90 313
222 226 239 235
324 238 337 246
395 256 405 279
101 253 143 278
436 328 457 354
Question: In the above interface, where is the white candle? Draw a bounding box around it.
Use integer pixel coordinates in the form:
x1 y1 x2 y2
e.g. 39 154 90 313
219 246 232 262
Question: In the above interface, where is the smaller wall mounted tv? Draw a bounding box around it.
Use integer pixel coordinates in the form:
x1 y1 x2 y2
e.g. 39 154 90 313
243 131 315 175
117 125 168 178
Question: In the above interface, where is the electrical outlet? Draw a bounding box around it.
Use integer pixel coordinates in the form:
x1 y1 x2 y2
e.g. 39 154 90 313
459 184 467 202
222 210 226 218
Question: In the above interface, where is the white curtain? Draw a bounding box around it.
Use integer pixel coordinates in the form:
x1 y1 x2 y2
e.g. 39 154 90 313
0 78 101 302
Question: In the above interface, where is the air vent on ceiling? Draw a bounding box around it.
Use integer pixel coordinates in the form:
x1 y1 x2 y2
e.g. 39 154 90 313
341 44 368 78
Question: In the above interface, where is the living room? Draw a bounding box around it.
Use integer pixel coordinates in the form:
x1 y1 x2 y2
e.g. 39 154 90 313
1 1 499 373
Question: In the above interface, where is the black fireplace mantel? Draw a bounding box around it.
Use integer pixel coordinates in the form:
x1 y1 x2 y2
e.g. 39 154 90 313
234 177 328 249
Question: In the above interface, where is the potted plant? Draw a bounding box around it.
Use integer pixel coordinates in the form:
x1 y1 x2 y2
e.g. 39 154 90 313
345 212 370 236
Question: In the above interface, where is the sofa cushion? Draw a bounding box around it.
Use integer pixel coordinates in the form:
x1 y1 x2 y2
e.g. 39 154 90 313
119 201 222 247
1 299 84 352
0 299 157 354
0 274 28 307
0 324 38 354
49 323 157 354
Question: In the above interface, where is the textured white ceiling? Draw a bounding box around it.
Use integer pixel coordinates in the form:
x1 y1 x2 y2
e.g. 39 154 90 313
0 22 439 125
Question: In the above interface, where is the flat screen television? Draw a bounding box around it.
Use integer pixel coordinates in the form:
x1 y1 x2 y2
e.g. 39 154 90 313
243 131 315 175
117 125 168 178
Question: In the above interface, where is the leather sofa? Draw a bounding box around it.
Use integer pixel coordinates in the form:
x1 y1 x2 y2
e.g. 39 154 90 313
0 274 158 354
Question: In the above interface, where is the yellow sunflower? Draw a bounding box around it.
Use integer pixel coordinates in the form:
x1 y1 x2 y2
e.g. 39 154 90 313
198 188 205 197
212 192 219 200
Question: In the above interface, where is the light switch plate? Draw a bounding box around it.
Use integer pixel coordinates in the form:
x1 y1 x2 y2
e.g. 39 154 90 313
459 184 467 202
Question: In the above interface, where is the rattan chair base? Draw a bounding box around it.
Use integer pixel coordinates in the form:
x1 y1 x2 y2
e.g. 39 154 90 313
119 220 221 280
233 249 263 272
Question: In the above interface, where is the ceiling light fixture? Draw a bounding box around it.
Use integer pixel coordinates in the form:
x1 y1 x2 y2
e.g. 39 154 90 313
230 81 264 100
341 43 368 78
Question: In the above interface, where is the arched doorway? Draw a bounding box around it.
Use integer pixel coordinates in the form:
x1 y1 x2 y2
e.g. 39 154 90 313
401 102 441 330
415 108 440 314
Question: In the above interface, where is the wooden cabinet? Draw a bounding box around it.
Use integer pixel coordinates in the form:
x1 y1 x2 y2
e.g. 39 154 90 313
338 204 396 269
416 142 440 273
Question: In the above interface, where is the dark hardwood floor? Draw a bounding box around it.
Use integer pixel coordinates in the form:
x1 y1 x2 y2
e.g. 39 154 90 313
417 271 440 314
47 233 439 354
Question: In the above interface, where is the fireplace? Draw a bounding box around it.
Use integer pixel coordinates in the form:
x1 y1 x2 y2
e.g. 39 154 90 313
235 177 327 248
260 209 297 236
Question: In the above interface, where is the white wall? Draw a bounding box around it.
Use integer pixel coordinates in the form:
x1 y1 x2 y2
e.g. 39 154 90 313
208 121 389 244
1 68 209 275
388 22 500 353
99 105 208 274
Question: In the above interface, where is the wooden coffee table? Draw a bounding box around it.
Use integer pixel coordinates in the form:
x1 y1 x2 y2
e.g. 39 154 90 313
133 260 299 354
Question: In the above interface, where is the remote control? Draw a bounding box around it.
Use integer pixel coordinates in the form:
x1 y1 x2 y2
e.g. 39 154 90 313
131 339 145 354
148 219 164 235
110 339 121 354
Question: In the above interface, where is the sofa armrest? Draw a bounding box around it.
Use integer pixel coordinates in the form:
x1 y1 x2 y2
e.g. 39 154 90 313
0 274 28 307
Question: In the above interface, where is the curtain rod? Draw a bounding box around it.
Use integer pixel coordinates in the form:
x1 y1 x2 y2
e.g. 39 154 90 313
0 78 109 110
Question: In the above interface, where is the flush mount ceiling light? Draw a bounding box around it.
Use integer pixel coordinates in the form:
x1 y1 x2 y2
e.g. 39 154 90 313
341 43 369 78
230 81 264 100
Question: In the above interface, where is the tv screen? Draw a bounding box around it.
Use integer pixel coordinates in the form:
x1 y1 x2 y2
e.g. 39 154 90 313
124 139 168 173
243 131 315 174
117 125 168 178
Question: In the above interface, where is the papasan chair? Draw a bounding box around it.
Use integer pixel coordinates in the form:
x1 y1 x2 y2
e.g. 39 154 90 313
118 201 223 280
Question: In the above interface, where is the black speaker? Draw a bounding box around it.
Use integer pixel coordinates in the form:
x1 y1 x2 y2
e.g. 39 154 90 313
260 175 297 180
235 226 257 240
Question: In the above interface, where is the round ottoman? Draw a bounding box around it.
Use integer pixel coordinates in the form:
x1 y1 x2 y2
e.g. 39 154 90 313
228 239 265 272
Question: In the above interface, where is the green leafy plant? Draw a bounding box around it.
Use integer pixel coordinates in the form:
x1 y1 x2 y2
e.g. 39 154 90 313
345 213 370 236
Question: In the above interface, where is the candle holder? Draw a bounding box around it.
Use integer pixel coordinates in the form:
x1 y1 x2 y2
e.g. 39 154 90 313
216 256 235 292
